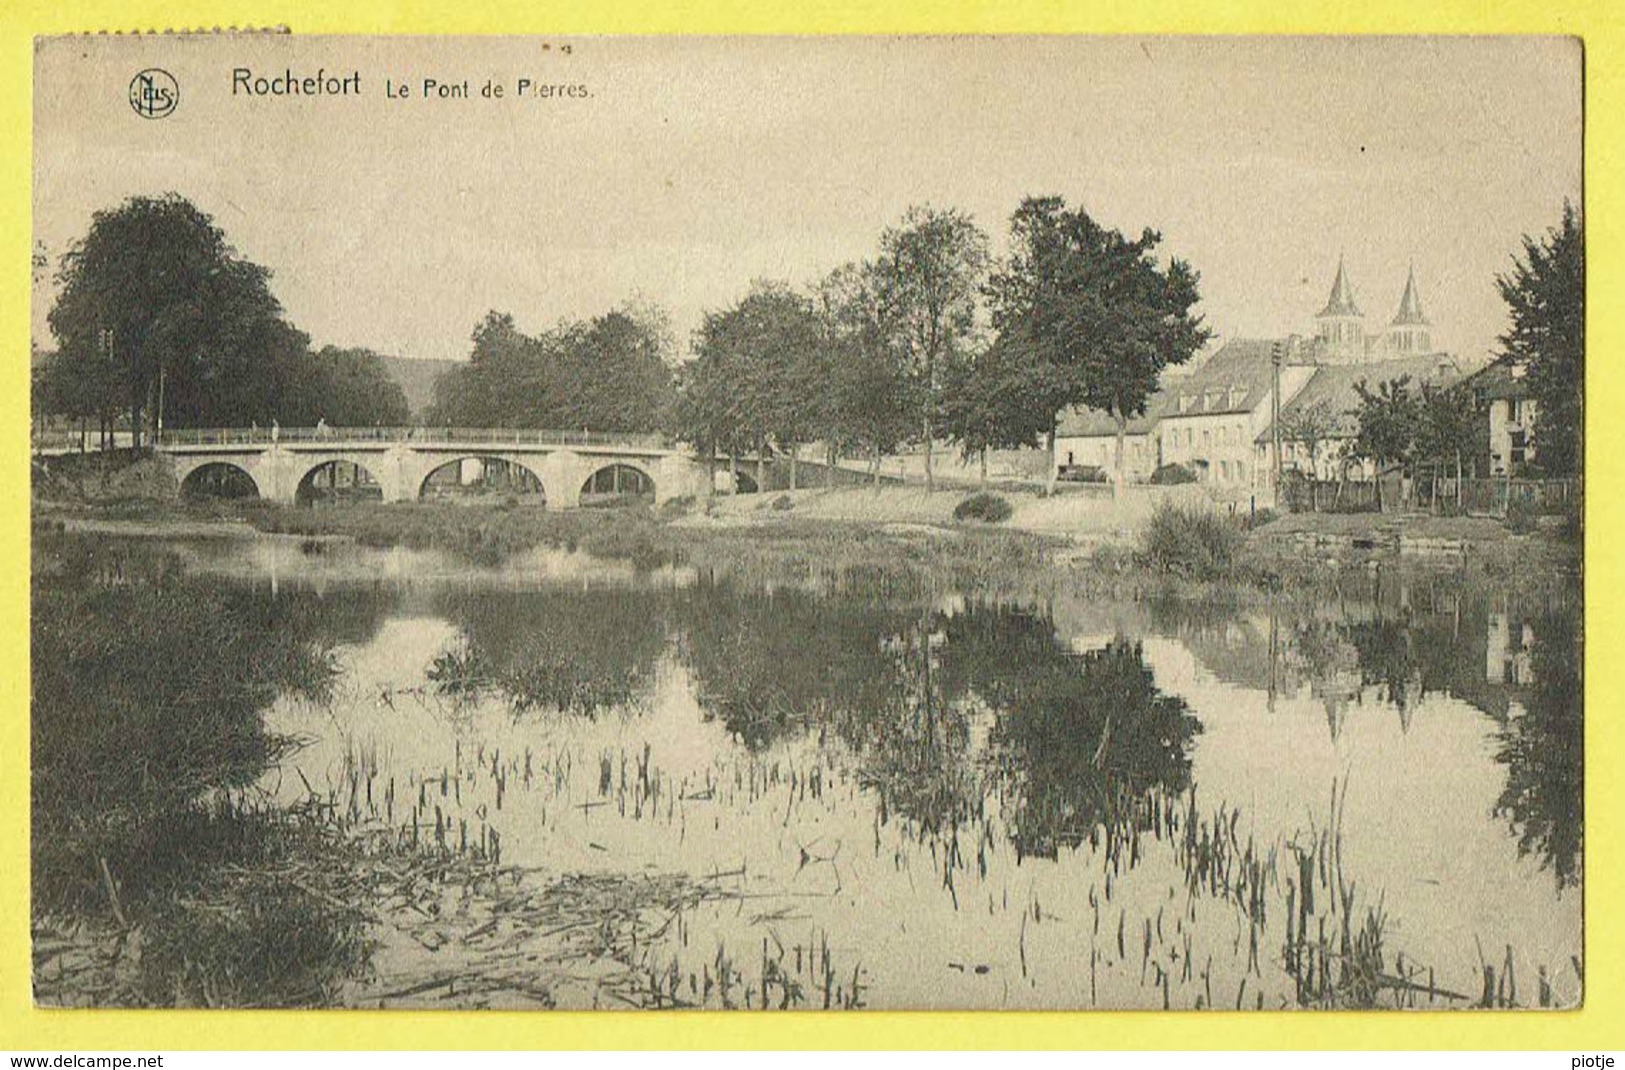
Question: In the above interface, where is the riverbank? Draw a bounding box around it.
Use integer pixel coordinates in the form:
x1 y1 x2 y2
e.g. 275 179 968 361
35 481 1580 606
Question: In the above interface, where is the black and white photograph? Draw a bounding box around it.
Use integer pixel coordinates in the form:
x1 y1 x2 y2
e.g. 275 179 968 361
29 34 1584 1012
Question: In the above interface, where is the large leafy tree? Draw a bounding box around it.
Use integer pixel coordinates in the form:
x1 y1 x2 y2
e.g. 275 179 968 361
938 340 1052 486
987 196 1208 496
815 260 917 484
677 282 823 491
1349 376 1421 512
427 306 675 432
1496 203 1584 477
292 347 412 427
557 310 677 434
875 206 990 492
1414 381 1478 501
47 194 291 442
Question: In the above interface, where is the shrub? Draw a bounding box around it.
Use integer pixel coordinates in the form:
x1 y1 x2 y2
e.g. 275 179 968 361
771 494 794 511
1149 463 1198 485
1240 506 1277 532
1506 494 1539 536
953 491 1013 523
1138 501 1243 581
657 495 696 519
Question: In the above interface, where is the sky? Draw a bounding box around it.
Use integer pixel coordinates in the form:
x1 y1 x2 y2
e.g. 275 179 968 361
33 35 1582 368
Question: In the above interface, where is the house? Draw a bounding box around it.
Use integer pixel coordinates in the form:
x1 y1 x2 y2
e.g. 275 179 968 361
1154 338 1317 491
1049 258 1459 499
1456 356 1537 476
1052 394 1164 483
1254 352 1463 482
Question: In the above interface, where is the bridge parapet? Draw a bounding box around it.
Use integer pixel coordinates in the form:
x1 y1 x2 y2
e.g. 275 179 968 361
158 427 674 450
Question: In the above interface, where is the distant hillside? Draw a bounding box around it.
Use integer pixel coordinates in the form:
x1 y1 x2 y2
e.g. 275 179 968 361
377 355 461 417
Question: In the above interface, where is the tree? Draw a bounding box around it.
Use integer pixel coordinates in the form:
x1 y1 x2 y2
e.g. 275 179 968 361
815 261 916 485
427 306 675 433
1349 376 1421 512
1414 381 1477 509
557 309 677 434
677 282 823 492
875 206 990 492
938 340 1051 486
48 194 290 443
1277 400 1337 509
987 196 1208 497
299 347 412 427
1496 202 1584 477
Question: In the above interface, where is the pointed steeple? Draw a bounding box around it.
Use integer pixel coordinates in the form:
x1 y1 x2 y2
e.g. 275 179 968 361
1391 264 1429 326
1317 256 1362 318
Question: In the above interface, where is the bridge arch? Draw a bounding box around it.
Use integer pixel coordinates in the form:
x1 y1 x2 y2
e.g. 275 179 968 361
418 455 548 503
579 461 656 506
180 461 261 500
296 458 384 506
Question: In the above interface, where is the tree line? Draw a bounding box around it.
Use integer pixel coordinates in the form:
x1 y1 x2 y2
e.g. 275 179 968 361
34 194 410 446
38 192 1579 498
424 306 674 433
676 198 1209 495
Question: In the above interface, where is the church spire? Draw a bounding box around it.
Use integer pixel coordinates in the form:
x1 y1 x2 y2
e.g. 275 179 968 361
1391 264 1429 326
1317 256 1362 318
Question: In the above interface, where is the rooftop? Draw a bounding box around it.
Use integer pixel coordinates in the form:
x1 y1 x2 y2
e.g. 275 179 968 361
1256 352 1463 441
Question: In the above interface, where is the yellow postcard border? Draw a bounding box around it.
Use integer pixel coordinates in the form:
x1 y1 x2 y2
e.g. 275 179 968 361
1 0 1619 1051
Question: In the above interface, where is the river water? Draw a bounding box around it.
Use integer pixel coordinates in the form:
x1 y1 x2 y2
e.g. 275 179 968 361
70 533 1587 1010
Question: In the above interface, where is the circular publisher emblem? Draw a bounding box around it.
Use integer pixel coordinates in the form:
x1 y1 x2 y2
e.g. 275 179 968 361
129 68 179 119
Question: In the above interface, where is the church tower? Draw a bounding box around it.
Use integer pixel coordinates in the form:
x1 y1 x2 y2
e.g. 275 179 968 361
1314 257 1366 363
1384 265 1432 354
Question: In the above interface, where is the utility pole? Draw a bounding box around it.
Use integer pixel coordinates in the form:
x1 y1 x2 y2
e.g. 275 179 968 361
1271 339 1283 505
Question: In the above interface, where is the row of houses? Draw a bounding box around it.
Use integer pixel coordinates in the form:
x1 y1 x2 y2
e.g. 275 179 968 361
1053 260 1536 495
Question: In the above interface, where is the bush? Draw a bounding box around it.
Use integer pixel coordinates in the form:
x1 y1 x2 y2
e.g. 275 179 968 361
771 494 794 511
657 495 696 519
1149 463 1198 485
953 492 1013 523
1138 501 1243 581
1240 506 1277 532
1506 494 1540 536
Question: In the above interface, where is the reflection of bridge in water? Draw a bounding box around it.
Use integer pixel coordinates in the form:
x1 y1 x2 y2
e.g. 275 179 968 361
158 427 713 508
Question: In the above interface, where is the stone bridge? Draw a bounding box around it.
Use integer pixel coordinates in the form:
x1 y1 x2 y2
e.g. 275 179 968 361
157 427 713 508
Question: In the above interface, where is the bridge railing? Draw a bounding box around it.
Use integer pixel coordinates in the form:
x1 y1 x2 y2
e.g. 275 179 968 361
157 427 674 450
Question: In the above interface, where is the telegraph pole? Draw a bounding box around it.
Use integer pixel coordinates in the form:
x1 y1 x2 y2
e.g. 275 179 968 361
1271 339 1283 504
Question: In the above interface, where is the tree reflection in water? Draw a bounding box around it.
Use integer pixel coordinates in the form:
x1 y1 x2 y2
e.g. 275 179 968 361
943 605 1202 861
678 590 1204 865
432 587 671 716
1493 608 1583 890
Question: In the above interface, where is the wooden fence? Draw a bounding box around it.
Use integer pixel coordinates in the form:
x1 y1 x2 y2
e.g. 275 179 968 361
1282 471 1578 517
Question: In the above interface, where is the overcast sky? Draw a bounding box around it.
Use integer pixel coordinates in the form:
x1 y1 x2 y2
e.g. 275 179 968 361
34 35 1581 367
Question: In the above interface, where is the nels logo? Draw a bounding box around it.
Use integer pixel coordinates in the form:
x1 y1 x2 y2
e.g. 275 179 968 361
129 68 179 119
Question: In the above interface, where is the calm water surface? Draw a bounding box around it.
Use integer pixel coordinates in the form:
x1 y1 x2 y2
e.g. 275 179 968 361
171 535 1582 1010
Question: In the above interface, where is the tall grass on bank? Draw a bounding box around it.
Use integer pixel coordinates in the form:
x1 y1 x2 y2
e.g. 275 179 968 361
1138 501 1245 582
31 535 369 1006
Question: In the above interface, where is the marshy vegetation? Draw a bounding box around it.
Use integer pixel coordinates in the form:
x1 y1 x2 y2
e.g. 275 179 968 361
30 513 1582 1010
